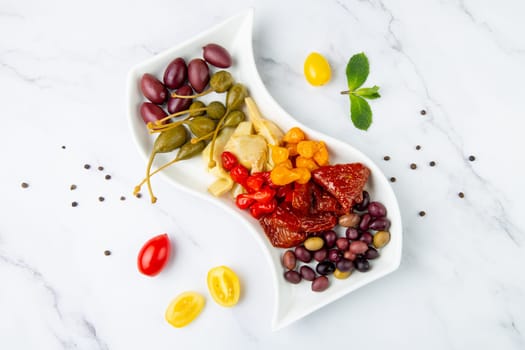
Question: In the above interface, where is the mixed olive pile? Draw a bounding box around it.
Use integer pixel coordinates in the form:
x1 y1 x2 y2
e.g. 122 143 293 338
281 191 391 292
135 43 249 202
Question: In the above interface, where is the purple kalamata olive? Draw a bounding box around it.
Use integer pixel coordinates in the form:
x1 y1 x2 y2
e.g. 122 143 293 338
167 85 193 114
300 266 316 281
312 276 329 292
203 43 232 68
355 258 370 272
349 241 368 255
365 247 380 260
282 250 296 270
284 270 301 284
359 213 372 231
354 191 370 211
369 217 391 231
368 201 387 218
187 58 210 93
346 227 360 240
140 102 167 124
313 249 328 262
323 230 337 248
360 232 374 245
163 57 187 89
140 73 168 104
316 261 335 275
294 246 312 263
336 258 354 272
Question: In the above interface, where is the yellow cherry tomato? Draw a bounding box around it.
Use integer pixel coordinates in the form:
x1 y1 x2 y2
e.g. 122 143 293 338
207 266 241 307
304 52 331 86
165 291 205 328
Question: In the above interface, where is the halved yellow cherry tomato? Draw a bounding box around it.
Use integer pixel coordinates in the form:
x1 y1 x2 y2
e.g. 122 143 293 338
165 291 205 328
304 52 331 86
207 266 241 307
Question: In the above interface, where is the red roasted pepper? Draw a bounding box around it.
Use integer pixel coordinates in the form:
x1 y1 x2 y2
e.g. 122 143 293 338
221 151 238 171
230 164 249 185
235 195 254 209
245 174 265 193
250 199 278 219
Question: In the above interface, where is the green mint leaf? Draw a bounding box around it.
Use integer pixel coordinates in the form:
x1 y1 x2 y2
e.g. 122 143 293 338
353 85 381 99
346 52 369 91
350 94 372 131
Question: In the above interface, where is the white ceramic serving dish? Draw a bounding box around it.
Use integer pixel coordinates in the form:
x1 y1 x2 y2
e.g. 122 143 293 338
126 9 402 331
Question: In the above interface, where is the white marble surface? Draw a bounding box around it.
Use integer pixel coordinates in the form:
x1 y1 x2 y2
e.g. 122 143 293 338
1 0 524 349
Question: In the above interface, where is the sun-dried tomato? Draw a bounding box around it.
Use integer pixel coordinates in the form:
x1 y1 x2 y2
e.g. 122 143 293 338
291 182 312 215
259 207 305 248
311 163 370 211
297 212 337 232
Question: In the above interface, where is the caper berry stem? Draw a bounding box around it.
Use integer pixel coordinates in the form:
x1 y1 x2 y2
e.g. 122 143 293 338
134 158 183 192
144 151 158 203
153 106 209 126
207 108 229 168
171 88 213 99
148 115 194 133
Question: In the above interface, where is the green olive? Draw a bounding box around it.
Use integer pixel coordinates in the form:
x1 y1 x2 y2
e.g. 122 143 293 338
176 140 207 161
189 101 206 117
209 70 234 93
187 116 216 137
153 125 187 153
304 237 324 251
223 110 245 127
226 83 248 110
373 231 391 249
207 101 226 120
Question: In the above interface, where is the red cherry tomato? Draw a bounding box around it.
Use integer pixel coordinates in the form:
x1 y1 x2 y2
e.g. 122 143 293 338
137 233 171 276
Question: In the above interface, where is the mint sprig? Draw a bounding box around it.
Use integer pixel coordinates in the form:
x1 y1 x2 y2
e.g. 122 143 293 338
341 53 380 131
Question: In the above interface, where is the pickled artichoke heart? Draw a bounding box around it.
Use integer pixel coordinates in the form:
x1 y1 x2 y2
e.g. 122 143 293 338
244 97 284 146
224 134 268 172
208 166 234 197
224 120 267 172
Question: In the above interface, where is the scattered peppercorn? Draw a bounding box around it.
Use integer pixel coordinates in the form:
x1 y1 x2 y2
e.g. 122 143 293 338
98 166 104 171
105 174 111 180
384 156 390 161
429 161 436 167
419 211 426 217
84 164 91 170
98 196 105 202
468 155 476 161
61 145 66 149
416 145 421 150
104 250 111 256
420 110 427 115
21 182 29 189
135 193 142 198
410 163 417 169
71 201 78 207
70 184 77 190
458 192 465 198
390 177 396 182
120 196 126 201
